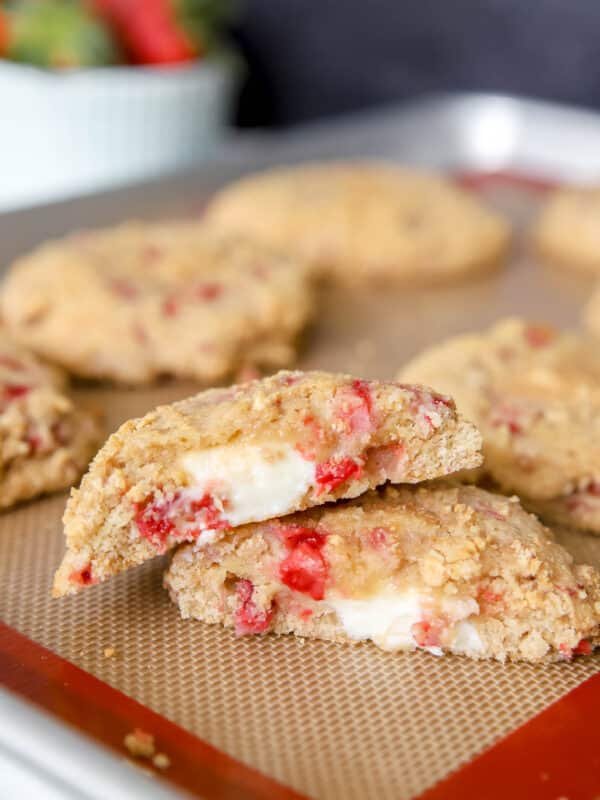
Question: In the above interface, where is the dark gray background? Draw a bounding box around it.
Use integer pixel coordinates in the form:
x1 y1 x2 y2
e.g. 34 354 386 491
232 1 600 126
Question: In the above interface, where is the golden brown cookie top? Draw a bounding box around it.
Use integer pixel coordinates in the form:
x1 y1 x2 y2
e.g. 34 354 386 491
205 161 510 284
1 221 314 383
400 318 600 520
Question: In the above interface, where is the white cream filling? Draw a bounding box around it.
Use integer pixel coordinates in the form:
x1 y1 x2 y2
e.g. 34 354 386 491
329 591 484 656
181 442 316 527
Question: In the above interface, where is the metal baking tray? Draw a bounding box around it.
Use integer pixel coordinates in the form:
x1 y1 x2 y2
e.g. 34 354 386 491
2 92 600 800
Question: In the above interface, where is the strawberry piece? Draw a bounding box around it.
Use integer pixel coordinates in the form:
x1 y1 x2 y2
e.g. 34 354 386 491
488 402 523 435
0 11 9 58
559 643 573 660
574 638 593 656
366 442 406 480
161 296 179 318
411 619 445 648
339 379 374 434
135 491 229 551
315 456 362 495
351 379 373 415
26 433 43 453
3 384 31 401
69 563 96 587
478 588 503 605
109 278 138 300
94 0 198 65
195 283 222 301
134 499 176 551
278 527 328 601
367 527 389 549
234 579 273 635
524 324 556 348
185 494 230 532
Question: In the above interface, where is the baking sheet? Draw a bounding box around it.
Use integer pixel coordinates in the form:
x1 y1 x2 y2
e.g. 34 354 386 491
1 95 600 800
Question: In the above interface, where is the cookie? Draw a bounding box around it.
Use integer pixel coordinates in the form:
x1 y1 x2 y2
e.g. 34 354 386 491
52 370 482 596
533 186 600 273
400 318 600 533
583 283 600 339
165 483 600 663
1 221 314 384
0 333 101 509
204 161 510 285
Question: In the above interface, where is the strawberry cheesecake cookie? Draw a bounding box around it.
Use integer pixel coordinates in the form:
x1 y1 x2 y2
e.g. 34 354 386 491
53 370 482 595
533 186 600 273
1 221 314 384
204 161 510 285
584 283 600 340
400 319 600 533
165 483 600 663
0 333 101 509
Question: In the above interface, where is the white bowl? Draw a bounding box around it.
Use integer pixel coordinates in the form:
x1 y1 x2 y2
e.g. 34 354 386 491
0 58 236 210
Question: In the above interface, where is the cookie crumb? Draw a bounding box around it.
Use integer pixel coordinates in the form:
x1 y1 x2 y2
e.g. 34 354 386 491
124 728 155 759
153 752 171 770
103 647 116 658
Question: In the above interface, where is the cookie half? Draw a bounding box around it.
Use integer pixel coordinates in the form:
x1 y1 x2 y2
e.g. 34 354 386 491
165 484 600 663
533 187 600 273
204 161 510 285
1 221 314 384
52 370 482 595
400 318 600 533
0 334 101 508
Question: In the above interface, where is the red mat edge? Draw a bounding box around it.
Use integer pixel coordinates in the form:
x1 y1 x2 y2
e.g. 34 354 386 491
416 669 600 800
0 621 308 800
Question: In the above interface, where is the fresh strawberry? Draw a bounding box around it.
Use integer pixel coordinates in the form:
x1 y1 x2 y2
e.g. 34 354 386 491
93 0 198 64
0 9 9 57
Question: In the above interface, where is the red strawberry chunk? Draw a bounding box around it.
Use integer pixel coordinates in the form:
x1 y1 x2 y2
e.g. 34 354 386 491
559 643 573 660
524 324 556 348
195 283 223 301
27 433 43 453
69 563 96 587
186 494 230 532
135 500 176 551
315 456 362 495
367 527 389 549
351 379 373 415
488 402 523 435
574 638 593 656
134 491 229 552
411 619 445 649
278 527 328 601
3 384 30 401
234 579 274 635
161 296 179 317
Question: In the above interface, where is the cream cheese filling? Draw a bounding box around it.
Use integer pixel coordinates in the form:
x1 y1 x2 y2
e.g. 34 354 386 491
181 441 316 527
328 590 484 656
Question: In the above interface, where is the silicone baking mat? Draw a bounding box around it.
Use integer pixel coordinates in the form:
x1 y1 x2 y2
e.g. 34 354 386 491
1 174 600 799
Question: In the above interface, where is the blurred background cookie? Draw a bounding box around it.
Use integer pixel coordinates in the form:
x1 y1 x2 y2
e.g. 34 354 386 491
533 187 600 273
205 161 511 285
0 221 315 384
0 331 101 508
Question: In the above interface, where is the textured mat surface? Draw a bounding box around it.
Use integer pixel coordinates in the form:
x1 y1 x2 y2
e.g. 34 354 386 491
1 181 599 800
